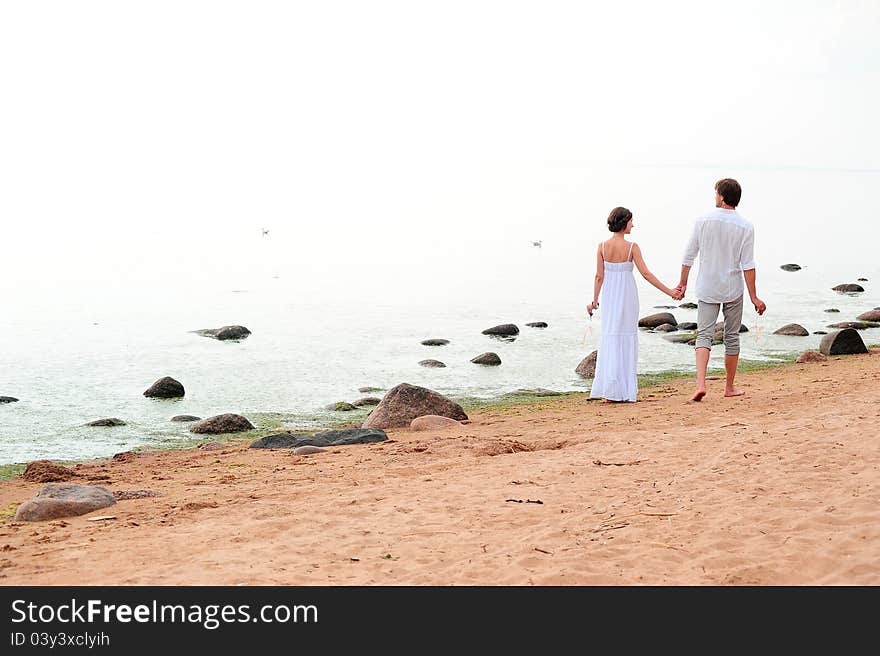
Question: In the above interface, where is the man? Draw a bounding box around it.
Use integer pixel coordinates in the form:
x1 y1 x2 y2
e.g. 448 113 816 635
676 178 766 402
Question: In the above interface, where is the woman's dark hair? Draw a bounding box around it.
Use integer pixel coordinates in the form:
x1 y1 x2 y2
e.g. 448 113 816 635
607 207 632 233
715 178 742 207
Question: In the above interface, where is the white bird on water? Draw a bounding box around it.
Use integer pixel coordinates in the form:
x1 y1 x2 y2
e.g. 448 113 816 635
532 240 542 248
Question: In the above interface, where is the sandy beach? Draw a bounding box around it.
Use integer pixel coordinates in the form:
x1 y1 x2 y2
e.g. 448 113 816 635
1 350 878 586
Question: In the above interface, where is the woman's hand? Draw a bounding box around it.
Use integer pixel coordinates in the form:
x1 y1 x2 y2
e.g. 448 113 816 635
587 301 599 316
668 287 684 301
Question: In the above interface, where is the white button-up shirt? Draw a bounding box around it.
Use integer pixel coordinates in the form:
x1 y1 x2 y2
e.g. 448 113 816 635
682 208 756 303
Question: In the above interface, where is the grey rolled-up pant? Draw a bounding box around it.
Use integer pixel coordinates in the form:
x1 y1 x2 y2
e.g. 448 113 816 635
695 295 744 355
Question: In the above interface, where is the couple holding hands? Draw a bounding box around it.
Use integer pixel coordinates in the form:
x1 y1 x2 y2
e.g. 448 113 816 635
587 178 767 404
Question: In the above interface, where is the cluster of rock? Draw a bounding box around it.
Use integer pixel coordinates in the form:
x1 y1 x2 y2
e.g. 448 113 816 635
413 321 547 370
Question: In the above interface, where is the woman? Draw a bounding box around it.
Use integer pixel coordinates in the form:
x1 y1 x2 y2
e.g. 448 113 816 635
587 207 681 402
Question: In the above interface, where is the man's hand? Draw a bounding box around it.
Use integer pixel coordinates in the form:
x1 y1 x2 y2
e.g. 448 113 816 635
752 297 766 315
674 283 687 297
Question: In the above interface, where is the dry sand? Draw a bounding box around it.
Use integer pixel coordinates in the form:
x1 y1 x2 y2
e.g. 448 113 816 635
1 350 879 585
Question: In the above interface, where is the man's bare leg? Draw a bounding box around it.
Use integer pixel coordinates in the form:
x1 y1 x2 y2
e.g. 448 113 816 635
692 347 710 401
724 353 745 397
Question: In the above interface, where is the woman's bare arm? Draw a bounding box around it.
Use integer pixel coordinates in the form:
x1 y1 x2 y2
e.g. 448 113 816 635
588 244 604 314
632 244 679 298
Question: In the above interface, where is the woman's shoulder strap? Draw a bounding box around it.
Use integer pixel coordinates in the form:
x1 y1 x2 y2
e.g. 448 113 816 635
627 241 635 261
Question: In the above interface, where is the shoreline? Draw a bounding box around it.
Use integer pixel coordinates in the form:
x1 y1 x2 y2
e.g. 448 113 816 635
2 348 878 585
0 355 795 480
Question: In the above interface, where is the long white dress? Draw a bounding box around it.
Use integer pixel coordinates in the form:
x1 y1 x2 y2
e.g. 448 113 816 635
589 241 639 402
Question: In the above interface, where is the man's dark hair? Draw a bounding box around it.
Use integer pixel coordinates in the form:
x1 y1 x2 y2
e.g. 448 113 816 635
715 178 742 207
607 207 632 232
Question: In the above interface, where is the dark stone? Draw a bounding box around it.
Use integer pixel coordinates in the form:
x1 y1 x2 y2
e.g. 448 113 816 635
171 415 201 422
249 433 305 449
421 339 450 346
87 418 126 427
325 401 356 411
14 484 116 521
362 383 468 429
195 325 251 341
291 428 388 449
0 396 18 404
832 284 864 293
663 333 697 344
525 322 548 328
481 324 519 336
858 278 868 281
575 351 597 378
824 309 840 313
638 313 676 329
819 329 868 356
773 323 809 336
143 376 185 399
813 331 828 335
190 413 254 434
827 321 880 330
653 306 677 309
358 386 384 393
679 303 698 309
678 322 698 330
471 352 502 366
418 359 446 368
654 323 677 332
713 322 748 333
856 310 880 322
780 264 802 271
352 397 381 407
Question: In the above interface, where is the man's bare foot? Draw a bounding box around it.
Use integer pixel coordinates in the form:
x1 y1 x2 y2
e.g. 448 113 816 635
691 389 706 402
724 389 746 398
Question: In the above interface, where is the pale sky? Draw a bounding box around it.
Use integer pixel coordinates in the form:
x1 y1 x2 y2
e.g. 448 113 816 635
2 1 878 292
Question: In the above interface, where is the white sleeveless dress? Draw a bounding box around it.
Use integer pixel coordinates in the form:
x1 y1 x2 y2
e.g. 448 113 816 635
589 242 639 402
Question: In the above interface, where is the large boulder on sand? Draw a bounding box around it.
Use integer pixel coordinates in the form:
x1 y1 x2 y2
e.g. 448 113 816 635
797 350 828 363
774 323 809 336
362 383 468 429
575 351 598 378
144 376 185 398
819 329 868 356
832 284 864 293
411 415 464 431
856 310 880 322
190 413 254 434
638 312 676 329
14 483 116 522
252 428 387 449
481 324 519 336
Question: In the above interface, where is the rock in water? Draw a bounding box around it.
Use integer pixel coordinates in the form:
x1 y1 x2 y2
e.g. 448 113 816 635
856 310 880 322
171 415 201 422
575 351 598 378
638 312 676 329
421 339 450 346
195 325 251 340
655 323 677 332
819 329 868 356
358 386 384 393
418 360 446 368
525 322 548 328
663 333 697 344
14 484 116 522
773 324 809 336
362 383 468 429
797 350 828 363
481 324 519 336
0 396 18 404
678 322 698 330
780 264 802 271
824 309 840 313
471 352 501 366
679 303 698 309
190 414 254 434
827 321 880 330
325 401 356 411
858 277 868 281
411 415 464 431
87 418 126 427
813 331 828 335
352 397 381 407
832 284 864 293
143 376 185 398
